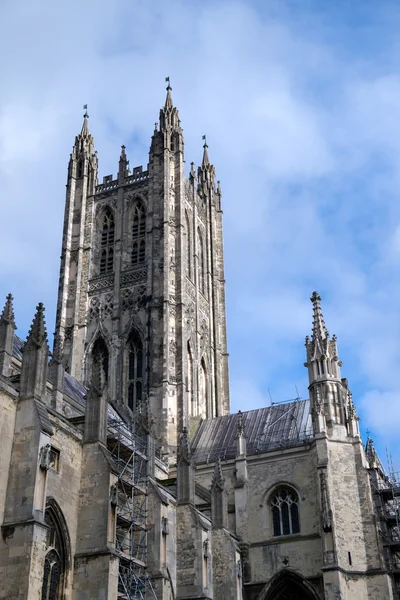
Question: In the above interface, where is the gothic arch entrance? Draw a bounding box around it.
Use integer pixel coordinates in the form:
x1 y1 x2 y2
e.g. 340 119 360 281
258 570 320 600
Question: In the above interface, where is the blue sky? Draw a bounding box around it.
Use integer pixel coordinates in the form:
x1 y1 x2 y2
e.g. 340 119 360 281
1 0 400 469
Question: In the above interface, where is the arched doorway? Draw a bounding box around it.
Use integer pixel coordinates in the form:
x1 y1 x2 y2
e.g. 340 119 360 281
258 570 320 600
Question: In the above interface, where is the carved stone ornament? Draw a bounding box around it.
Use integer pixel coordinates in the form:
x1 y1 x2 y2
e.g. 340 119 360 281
161 516 169 535
319 470 332 532
185 303 195 327
110 484 118 506
39 444 51 470
88 296 100 322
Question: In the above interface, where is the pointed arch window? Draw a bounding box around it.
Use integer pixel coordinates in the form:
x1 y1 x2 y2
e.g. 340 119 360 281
92 337 109 385
198 228 206 295
271 488 300 537
185 212 192 279
200 358 208 417
99 209 115 275
127 332 143 411
187 342 194 415
41 502 69 600
132 201 146 266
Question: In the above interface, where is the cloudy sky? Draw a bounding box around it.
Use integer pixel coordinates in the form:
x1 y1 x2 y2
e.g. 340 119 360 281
1 0 400 468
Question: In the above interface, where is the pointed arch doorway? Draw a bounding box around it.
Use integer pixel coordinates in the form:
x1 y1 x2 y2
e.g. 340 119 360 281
258 570 321 600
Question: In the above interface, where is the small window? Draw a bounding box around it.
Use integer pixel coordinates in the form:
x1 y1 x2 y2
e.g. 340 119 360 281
49 447 60 472
271 488 300 537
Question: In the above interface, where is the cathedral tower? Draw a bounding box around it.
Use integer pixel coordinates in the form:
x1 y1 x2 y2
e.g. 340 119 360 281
54 86 230 454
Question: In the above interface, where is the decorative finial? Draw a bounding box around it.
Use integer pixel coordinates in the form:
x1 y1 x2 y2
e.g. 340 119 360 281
211 458 225 490
237 410 244 437
310 291 328 342
24 302 48 350
81 105 90 136
0 293 16 328
202 135 210 166
164 77 173 109
178 427 192 463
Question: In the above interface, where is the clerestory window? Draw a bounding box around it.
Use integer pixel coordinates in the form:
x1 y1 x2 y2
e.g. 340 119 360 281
99 209 115 275
271 488 300 537
127 333 143 411
131 201 146 266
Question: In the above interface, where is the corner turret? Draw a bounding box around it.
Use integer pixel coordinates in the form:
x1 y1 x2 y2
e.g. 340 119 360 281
0 293 16 377
20 303 49 400
305 292 359 437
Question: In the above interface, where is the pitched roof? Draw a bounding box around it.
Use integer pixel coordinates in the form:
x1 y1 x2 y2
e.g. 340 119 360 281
192 400 313 464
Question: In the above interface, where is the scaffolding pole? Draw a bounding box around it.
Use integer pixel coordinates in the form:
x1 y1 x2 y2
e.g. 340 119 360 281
107 410 158 600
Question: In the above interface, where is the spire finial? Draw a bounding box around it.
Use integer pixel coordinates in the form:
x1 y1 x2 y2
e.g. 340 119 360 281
0 293 16 328
237 410 244 437
178 426 192 464
211 458 225 491
202 134 210 166
310 291 329 342
81 104 89 135
24 303 48 349
164 76 173 109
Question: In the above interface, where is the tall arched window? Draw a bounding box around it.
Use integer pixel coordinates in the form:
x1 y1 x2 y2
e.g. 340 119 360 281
99 209 115 275
270 488 300 537
187 342 194 415
92 337 109 385
198 228 205 295
132 201 146 266
185 212 192 279
41 502 69 600
200 358 207 417
127 332 143 411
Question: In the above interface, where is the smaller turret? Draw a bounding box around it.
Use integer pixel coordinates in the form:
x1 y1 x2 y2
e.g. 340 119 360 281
211 459 228 529
305 292 358 437
197 136 216 194
0 293 16 377
20 303 49 400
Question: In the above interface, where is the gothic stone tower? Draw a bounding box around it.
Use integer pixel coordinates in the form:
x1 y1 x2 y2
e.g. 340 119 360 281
54 86 230 455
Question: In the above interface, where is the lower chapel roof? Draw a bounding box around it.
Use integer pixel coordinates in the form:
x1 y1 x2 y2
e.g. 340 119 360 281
13 335 313 457
192 400 313 463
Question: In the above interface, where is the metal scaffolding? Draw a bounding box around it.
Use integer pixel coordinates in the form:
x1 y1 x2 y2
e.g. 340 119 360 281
369 455 400 598
106 407 158 599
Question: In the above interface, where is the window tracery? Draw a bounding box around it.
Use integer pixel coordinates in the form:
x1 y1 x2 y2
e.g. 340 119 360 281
99 209 115 275
41 504 68 600
270 487 300 537
131 201 146 266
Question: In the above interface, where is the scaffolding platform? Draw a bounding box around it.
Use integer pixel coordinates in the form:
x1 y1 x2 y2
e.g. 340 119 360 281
106 405 158 600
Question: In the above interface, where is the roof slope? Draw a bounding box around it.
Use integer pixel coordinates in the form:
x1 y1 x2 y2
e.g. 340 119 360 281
192 400 313 464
